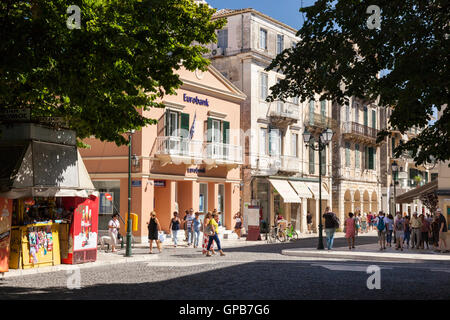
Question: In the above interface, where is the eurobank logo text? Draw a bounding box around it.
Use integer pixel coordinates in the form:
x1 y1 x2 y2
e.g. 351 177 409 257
183 94 209 106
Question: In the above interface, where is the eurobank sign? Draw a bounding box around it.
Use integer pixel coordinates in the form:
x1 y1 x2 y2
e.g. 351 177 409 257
183 94 209 106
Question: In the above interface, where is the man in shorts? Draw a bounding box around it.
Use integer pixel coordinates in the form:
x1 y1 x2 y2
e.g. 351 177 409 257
436 209 449 253
375 211 387 250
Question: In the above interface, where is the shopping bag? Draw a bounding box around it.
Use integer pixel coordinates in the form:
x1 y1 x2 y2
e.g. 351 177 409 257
158 232 166 243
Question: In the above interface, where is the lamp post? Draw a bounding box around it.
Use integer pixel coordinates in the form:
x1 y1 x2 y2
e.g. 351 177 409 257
392 160 398 215
303 127 334 250
125 129 135 257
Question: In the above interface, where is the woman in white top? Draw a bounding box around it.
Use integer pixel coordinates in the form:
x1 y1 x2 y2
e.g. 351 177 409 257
108 213 120 252
234 212 243 239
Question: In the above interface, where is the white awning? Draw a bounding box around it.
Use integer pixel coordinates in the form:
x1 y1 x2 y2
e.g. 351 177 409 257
305 182 329 200
269 179 301 203
289 181 314 199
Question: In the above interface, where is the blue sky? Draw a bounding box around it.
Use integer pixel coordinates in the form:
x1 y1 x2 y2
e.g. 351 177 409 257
207 0 317 30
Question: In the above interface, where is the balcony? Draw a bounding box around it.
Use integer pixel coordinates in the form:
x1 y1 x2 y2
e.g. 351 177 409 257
155 136 204 166
342 122 378 146
250 154 300 175
268 101 300 127
203 142 243 169
304 112 336 134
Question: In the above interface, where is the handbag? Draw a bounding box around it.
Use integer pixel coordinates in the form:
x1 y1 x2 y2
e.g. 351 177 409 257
205 224 215 236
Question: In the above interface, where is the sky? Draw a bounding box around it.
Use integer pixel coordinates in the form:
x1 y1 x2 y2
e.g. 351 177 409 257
207 0 317 30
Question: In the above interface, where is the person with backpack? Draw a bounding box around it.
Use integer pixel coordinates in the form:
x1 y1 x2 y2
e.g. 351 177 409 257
375 211 387 250
323 207 339 250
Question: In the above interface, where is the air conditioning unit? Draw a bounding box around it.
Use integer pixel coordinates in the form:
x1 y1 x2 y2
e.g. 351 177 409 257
211 47 225 56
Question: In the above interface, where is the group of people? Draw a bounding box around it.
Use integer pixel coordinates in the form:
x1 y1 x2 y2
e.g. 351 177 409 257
322 207 449 253
374 209 448 252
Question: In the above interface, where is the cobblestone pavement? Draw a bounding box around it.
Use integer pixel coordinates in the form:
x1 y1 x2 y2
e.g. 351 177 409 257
1 233 449 300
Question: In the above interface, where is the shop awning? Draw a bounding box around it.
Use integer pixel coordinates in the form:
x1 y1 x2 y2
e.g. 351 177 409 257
396 179 438 204
289 181 314 198
268 179 301 203
0 143 97 199
304 182 329 200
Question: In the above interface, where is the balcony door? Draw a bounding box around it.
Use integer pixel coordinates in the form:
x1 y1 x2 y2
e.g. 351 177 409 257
211 119 221 157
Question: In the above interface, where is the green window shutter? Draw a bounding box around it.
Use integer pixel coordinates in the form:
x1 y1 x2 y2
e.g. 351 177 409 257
320 148 326 174
206 117 213 142
392 138 396 157
372 110 376 129
222 121 230 144
309 100 315 125
364 107 368 126
425 172 428 184
180 113 190 138
320 100 326 116
364 146 368 169
309 139 315 174
373 148 376 169
368 147 374 170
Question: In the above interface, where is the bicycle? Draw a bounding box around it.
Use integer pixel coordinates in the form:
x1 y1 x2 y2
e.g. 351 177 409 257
267 224 287 243
285 223 299 241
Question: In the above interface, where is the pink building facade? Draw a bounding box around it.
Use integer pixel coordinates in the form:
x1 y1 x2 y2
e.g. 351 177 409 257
80 66 246 242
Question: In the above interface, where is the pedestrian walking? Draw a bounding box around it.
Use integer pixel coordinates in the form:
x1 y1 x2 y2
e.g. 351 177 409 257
419 214 431 249
193 212 202 248
206 212 225 257
385 214 394 247
435 209 449 253
361 213 368 233
307 211 313 233
202 212 215 255
431 214 440 250
410 212 422 249
108 213 120 253
367 212 373 231
375 211 387 250
169 211 181 247
147 211 162 254
185 208 195 246
323 207 339 250
233 211 243 239
355 213 361 236
344 212 356 250
394 213 405 251
403 216 411 248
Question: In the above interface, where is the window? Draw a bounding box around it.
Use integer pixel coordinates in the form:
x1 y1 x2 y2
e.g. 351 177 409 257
167 110 179 136
292 96 299 105
368 147 375 170
259 28 267 50
355 144 360 168
260 72 268 100
291 133 298 157
354 103 359 123
218 29 228 49
309 99 315 125
345 142 351 167
259 128 267 155
276 34 284 54
269 128 281 156
345 105 350 122
199 183 208 213
206 118 230 157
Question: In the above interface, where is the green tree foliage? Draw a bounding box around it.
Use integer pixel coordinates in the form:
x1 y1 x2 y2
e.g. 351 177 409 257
0 0 224 145
266 0 449 165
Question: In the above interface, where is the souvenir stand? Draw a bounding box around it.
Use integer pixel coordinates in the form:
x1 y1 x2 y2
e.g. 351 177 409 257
0 123 98 271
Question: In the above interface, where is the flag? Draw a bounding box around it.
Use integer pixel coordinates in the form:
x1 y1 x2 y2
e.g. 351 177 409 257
189 111 196 140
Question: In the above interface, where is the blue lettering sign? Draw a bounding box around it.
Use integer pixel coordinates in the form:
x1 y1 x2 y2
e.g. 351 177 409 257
183 93 209 106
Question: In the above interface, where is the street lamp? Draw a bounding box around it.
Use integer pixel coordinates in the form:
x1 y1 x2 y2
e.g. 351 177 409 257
125 129 135 257
303 127 334 250
392 160 398 215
